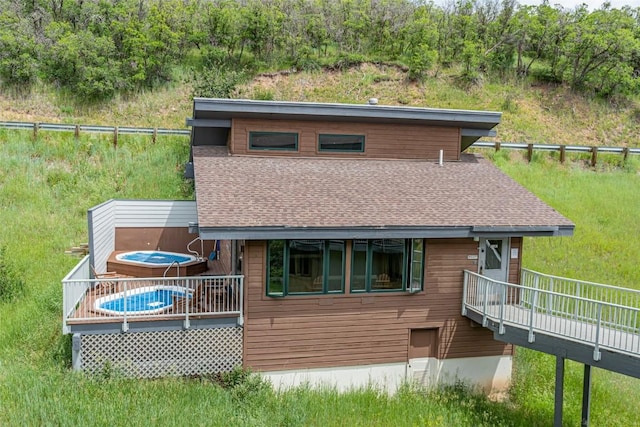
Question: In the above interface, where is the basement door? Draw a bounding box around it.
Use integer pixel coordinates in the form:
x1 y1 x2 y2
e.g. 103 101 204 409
478 238 509 282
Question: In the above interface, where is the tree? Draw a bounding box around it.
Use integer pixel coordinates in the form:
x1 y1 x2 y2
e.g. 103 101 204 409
0 11 38 87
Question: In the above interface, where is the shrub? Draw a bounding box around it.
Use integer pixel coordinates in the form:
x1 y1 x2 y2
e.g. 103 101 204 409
190 68 247 98
0 246 25 303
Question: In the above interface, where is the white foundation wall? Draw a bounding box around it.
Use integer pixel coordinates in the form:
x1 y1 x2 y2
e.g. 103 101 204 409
262 355 511 395
264 363 407 393
408 355 512 394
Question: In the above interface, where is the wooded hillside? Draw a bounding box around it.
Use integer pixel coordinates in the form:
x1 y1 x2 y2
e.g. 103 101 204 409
2 0 640 102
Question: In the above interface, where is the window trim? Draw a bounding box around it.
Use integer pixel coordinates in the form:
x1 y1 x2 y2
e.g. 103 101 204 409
249 131 299 151
266 240 345 297
317 133 365 153
350 239 424 293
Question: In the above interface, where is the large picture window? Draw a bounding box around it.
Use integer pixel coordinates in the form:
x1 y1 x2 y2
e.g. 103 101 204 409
318 134 365 152
267 240 345 296
249 131 298 151
350 239 424 292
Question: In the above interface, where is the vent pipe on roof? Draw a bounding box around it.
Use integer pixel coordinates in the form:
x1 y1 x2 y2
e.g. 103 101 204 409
439 150 444 166
367 98 378 105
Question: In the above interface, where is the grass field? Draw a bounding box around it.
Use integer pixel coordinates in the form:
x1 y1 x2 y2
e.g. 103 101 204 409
1 127 639 426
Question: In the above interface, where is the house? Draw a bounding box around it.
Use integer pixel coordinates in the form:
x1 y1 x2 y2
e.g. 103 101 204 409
62 98 574 393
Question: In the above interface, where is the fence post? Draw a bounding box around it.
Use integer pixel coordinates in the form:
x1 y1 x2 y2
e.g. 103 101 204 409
462 271 469 316
74 124 80 139
238 276 244 326
495 142 501 152
593 304 602 361
113 126 118 148
152 128 158 144
560 145 566 164
482 278 490 327
623 147 629 163
527 143 534 162
33 122 39 140
528 289 538 343
499 283 506 334
184 278 191 329
122 280 129 332
591 146 598 167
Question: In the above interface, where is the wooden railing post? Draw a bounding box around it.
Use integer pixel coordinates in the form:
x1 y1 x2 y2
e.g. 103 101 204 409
591 146 598 167
527 143 534 162
560 145 566 164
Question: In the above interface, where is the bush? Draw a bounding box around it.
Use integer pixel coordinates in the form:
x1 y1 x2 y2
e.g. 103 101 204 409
190 68 248 98
0 246 25 302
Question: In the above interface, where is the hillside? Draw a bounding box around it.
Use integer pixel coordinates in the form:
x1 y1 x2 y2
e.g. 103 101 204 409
1 68 640 426
3 64 640 148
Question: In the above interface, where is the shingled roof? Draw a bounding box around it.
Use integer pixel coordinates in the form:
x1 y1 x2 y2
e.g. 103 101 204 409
193 146 574 240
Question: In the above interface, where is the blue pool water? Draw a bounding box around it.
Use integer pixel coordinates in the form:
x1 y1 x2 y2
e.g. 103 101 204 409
119 251 193 264
99 289 190 313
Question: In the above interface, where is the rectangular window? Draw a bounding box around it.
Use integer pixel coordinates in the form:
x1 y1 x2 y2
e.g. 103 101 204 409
350 239 424 293
267 240 345 296
318 134 365 152
267 240 285 296
409 239 424 292
249 131 298 151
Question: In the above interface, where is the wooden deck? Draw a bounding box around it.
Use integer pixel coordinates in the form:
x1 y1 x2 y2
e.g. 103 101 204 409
66 278 239 325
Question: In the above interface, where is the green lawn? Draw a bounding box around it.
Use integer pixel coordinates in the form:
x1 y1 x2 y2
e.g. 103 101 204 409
1 130 639 426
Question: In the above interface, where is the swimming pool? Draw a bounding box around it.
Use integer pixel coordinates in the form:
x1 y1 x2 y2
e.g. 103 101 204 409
115 251 197 266
94 285 191 315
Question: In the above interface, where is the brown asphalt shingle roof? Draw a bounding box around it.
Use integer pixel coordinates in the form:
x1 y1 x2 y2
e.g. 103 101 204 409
193 146 573 232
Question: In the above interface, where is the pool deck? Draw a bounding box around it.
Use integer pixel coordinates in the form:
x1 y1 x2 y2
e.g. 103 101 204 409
67 272 238 326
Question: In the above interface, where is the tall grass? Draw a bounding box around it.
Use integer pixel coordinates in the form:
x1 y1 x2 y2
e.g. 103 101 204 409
1 128 640 426
491 151 640 426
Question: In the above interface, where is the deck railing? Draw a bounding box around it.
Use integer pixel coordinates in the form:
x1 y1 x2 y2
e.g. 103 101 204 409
521 268 640 310
463 270 640 361
62 256 243 333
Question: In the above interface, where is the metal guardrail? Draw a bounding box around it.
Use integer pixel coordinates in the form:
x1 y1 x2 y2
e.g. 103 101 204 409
2 121 639 160
462 270 640 361
473 141 640 155
0 121 190 142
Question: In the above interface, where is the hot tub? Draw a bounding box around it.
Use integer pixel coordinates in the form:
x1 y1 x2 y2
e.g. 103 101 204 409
115 251 197 266
107 250 208 277
94 285 191 316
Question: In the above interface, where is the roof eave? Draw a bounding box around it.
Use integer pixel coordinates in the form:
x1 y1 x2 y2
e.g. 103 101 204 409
196 224 574 240
192 98 502 129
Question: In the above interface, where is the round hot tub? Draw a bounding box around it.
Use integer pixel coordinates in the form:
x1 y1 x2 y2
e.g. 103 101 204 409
107 250 208 277
115 251 197 266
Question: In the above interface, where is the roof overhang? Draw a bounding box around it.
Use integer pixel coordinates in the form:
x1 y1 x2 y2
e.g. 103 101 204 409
196 225 574 240
189 98 502 148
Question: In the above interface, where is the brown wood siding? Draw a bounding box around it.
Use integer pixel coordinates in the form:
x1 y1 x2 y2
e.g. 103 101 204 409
114 227 215 254
244 238 512 372
230 118 461 161
114 228 233 275
509 237 522 284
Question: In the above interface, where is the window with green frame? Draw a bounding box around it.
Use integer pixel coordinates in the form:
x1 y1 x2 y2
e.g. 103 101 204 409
350 239 424 292
267 240 345 296
249 131 298 151
318 134 365 152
